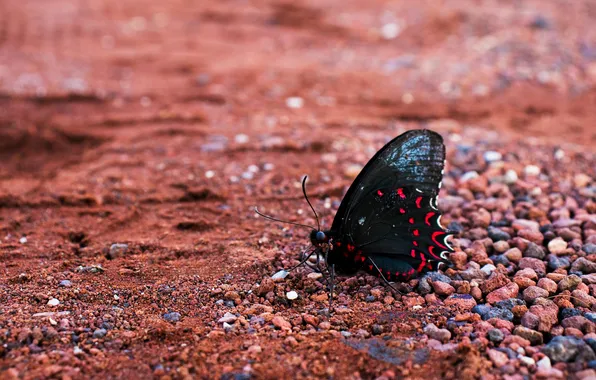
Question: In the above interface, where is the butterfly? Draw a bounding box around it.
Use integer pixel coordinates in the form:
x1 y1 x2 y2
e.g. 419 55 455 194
258 129 454 287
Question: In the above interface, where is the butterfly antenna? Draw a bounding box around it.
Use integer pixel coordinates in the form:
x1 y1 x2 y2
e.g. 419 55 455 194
254 207 316 231
301 176 320 231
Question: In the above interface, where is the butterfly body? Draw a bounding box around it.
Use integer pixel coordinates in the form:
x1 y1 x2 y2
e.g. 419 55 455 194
310 130 454 281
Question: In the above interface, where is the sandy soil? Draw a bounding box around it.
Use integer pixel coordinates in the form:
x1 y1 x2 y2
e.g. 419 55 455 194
1 0 595 379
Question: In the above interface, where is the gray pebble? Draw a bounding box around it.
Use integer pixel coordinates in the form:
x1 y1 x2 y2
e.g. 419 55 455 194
488 226 510 242
524 242 546 259
487 328 504 343
93 328 107 338
542 336 586 362
163 312 181 323
548 255 570 270
59 280 72 287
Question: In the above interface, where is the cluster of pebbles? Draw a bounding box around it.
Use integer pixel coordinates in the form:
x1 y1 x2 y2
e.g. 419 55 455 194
206 129 595 378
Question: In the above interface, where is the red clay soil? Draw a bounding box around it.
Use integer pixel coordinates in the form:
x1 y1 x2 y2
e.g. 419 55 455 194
0 0 595 379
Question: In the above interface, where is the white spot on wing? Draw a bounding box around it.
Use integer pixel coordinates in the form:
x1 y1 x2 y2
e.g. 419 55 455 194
358 217 366 225
437 215 444 229
440 251 449 260
430 197 438 210
415 188 423 193
444 235 454 251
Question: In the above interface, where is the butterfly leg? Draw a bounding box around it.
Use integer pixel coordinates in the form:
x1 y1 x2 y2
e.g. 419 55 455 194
328 264 335 313
367 256 402 295
286 247 317 272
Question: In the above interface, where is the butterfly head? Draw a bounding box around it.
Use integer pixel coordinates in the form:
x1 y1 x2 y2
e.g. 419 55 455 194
309 229 329 247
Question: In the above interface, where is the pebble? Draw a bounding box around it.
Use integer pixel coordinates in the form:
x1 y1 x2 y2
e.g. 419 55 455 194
487 328 504 343
542 336 586 362
558 275 582 292
548 255 570 270
485 307 514 321
483 151 502 163
488 226 511 242
481 264 496 275
524 165 541 176
571 257 596 274
537 277 557 293
513 326 543 345
487 283 519 304
504 248 522 262
108 243 128 259
19 236 27 244
431 280 455 296
548 238 568 254
59 280 72 287
93 329 107 339
271 270 289 281
504 169 518 184
285 96 304 109
257 278 275 295
519 257 546 274
47 298 60 307
163 312 181 323
444 294 477 310
218 313 237 324
487 348 509 367
524 242 546 259
523 286 549 302
272 316 292 330
423 323 451 343
286 291 298 300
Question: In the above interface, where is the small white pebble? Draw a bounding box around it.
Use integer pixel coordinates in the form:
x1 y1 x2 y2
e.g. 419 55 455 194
401 93 414 104
205 170 215 179
234 134 249 144
73 346 84 356
114 294 120 300
537 356 551 370
481 264 496 275
483 151 502 163
554 149 565 161
286 291 298 300
381 23 401 39
241 171 254 180
524 165 541 176
412 305 423 311
286 97 304 109
263 163 274 171
504 169 518 184
460 171 479 182
307 272 323 280
519 356 535 366
19 237 27 244
248 165 259 173
272 270 289 280
47 298 60 307
530 187 542 196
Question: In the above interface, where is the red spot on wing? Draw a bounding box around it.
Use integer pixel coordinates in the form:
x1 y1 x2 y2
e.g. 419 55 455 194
432 231 448 249
415 196 423 209
413 229 420 237
377 189 384 197
347 244 355 252
409 217 415 224
427 245 440 260
400 208 406 214
360 256 366 262
425 212 436 226
396 188 406 199
336 242 342 247
416 255 427 273
413 241 418 247
368 265 373 271
410 249 416 258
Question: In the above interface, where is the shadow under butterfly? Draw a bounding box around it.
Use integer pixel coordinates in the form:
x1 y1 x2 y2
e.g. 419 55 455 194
256 129 456 308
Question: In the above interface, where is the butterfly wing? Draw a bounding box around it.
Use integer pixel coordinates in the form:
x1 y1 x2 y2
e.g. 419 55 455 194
328 130 452 278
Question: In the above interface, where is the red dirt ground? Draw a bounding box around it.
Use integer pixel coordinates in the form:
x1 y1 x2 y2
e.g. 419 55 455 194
1 0 595 379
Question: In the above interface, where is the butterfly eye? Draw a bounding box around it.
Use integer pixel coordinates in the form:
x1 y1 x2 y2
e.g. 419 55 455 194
316 231 326 241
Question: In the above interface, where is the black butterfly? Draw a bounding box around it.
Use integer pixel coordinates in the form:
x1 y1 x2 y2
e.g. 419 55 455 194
258 129 453 286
